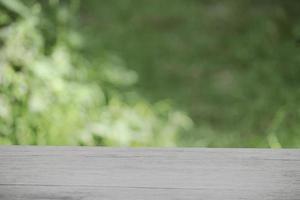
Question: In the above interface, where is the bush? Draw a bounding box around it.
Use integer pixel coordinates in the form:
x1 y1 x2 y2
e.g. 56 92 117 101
0 0 192 146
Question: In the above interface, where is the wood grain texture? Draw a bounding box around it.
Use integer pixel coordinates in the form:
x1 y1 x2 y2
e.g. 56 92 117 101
0 146 299 200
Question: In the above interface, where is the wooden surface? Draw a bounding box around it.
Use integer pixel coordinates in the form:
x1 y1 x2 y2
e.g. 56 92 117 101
0 146 299 200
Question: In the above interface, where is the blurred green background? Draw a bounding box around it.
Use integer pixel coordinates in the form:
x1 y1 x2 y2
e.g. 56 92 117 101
0 0 300 147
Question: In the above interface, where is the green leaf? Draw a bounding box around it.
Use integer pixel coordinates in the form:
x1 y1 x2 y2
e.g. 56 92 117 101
0 0 29 17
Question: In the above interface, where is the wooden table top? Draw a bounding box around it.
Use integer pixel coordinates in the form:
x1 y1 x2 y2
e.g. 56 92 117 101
0 146 299 200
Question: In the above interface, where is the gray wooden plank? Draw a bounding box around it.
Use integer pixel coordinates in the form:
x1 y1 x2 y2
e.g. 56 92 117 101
0 146 299 200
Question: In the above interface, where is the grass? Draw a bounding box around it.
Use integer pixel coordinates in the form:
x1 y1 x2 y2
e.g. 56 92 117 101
80 0 300 147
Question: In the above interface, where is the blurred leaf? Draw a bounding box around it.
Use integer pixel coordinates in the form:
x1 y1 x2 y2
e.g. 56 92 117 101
0 0 29 17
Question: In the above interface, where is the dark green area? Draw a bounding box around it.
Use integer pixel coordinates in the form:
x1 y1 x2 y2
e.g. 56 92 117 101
81 0 300 147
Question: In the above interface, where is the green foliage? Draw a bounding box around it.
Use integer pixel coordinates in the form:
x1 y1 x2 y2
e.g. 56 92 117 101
0 0 192 146
2 0 300 148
